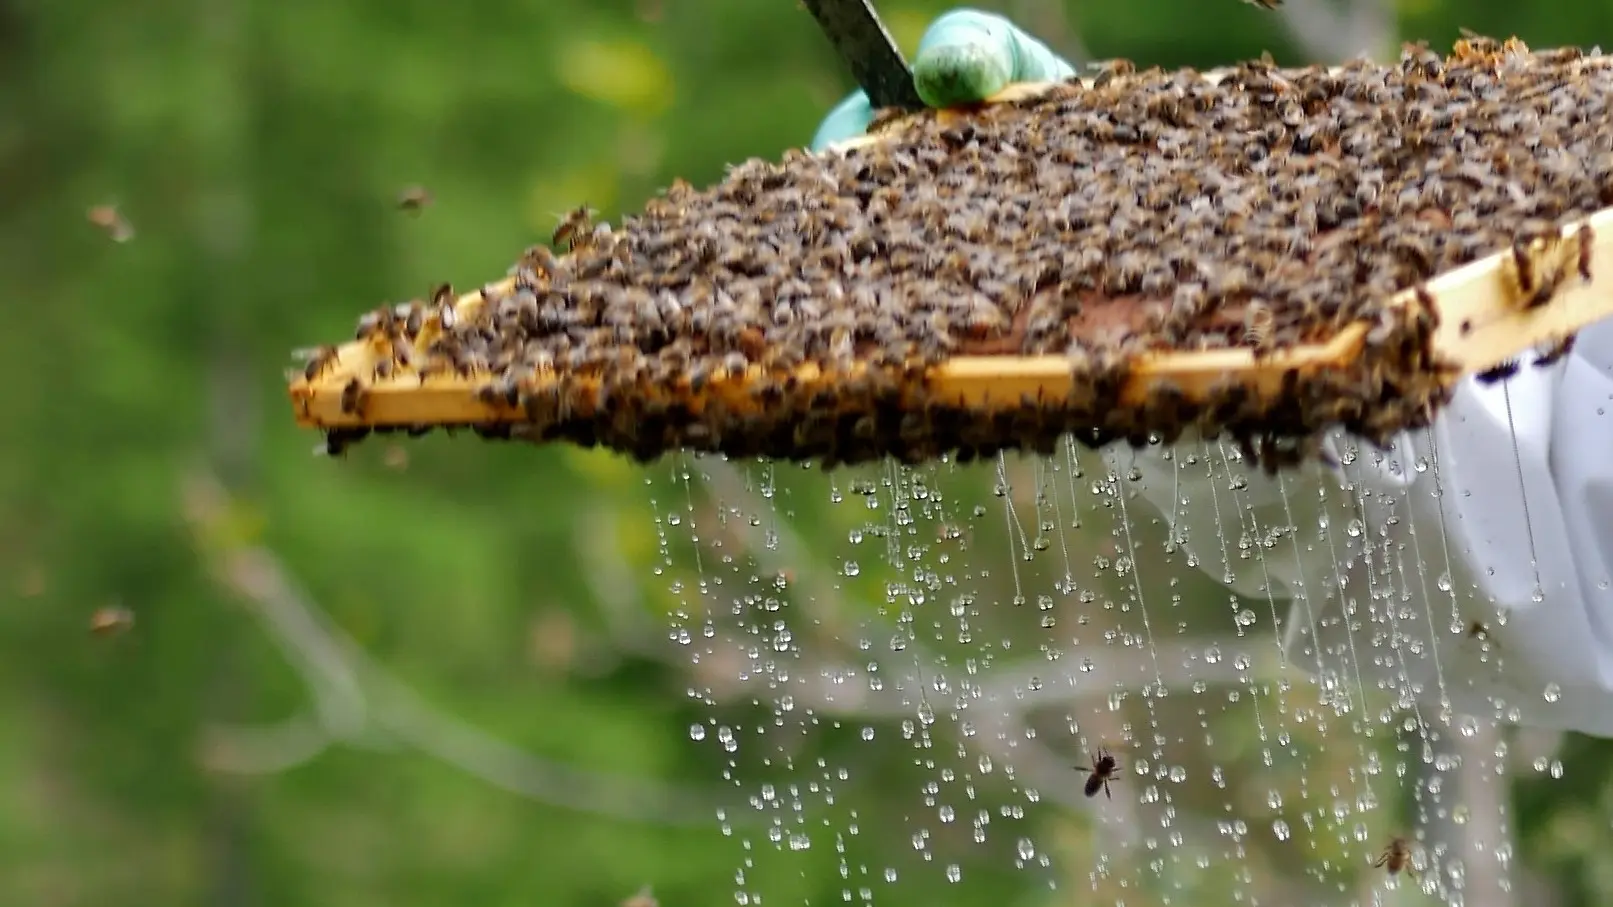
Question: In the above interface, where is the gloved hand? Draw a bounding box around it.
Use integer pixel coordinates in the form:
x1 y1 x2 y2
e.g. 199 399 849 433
809 8 1078 152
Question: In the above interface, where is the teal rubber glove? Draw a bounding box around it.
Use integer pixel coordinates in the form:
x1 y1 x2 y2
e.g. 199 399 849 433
809 8 1079 152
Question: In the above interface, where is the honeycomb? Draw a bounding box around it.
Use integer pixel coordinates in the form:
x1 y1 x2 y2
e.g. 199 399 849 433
289 36 1611 472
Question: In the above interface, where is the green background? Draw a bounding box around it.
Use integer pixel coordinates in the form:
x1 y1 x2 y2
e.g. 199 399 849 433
6 1 1613 905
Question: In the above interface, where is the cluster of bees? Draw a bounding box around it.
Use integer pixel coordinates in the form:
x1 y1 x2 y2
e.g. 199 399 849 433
300 36 1609 471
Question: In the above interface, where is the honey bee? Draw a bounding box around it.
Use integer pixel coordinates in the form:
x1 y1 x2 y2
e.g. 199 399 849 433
1533 333 1578 368
519 244 560 279
1502 225 1591 310
397 185 434 214
340 377 369 417
294 345 341 382
1476 359 1519 384
1089 58 1137 90
87 203 135 242
552 205 597 252
1082 747 1121 799
1373 836 1417 877
1242 301 1276 350
90 603 135 637
718 351 750 378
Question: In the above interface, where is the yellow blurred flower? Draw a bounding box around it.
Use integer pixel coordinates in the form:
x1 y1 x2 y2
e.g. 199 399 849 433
556 38 674 117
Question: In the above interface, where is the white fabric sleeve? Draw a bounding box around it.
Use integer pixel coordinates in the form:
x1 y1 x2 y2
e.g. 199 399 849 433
1105 320 1613 737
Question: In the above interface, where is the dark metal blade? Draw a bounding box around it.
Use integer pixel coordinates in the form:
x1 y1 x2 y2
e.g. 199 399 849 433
800 0 926 111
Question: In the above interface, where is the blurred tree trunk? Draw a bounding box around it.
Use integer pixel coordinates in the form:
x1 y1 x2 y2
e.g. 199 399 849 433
189 0 260 901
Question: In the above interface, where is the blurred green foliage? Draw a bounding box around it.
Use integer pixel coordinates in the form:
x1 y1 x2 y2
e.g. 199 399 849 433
6 1 1613 905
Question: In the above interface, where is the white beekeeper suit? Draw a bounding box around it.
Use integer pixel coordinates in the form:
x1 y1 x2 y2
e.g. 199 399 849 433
1108 322 1613 737
811 7 1613 738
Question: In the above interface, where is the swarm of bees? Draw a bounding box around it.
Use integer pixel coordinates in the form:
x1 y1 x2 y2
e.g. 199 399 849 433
293 37 1610 470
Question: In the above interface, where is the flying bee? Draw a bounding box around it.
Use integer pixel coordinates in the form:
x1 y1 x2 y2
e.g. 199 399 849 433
552 205 597 252
1373 836 1417 878
87 203 135 242
397 185 433 214
89 603 135 637
1081 747 1121 799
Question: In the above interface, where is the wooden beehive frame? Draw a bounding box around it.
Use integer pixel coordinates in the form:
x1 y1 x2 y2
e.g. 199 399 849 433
288 77 1613 433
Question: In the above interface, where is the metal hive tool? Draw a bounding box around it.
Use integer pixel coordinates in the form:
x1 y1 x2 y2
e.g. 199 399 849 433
287 36 1613 473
